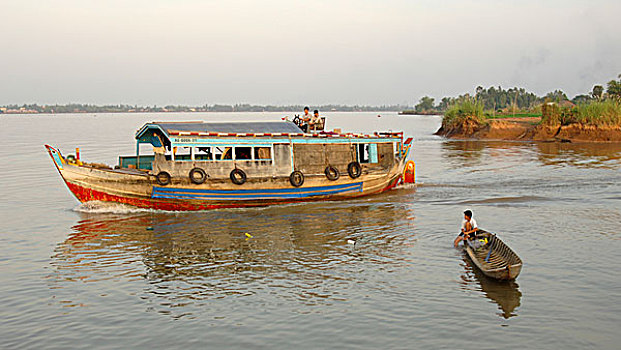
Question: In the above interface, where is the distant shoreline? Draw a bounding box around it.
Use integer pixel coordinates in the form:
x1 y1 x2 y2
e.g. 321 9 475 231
0 110 401 115
0 104 409 115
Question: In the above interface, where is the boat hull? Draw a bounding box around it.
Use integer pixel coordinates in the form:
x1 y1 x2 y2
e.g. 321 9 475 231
46 145 407 211
463 230 523 280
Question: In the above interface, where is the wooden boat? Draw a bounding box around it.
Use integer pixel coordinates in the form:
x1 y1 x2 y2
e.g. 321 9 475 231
463 229 522 280
45 120 414 211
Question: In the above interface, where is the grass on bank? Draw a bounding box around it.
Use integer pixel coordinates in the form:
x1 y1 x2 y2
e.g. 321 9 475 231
541 99 621 126
572 99 621 126
441 99 621 129
442 98 485 129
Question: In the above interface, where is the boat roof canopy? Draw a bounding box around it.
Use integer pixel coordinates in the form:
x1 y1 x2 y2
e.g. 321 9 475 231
136 121 303 140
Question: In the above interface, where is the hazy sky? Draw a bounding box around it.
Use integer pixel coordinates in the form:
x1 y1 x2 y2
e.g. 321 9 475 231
1 0 620 106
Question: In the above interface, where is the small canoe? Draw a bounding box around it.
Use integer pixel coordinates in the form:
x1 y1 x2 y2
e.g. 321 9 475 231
463 229 522 280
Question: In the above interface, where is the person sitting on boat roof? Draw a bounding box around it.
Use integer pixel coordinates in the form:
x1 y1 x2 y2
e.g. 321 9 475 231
302 106 312 123
454 209 478 247
309 109 323 132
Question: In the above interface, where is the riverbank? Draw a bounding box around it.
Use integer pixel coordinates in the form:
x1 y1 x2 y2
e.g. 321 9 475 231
435 117 621 142
398 110 441 116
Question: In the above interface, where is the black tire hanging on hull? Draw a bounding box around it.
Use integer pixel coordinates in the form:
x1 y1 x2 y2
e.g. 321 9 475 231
189 167 207 184
156 171 171 186
347 161 362 179
324 166 340 181
230 169 247 185
289 171 304 187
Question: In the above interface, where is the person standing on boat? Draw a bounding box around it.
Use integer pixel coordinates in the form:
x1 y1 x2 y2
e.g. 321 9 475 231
454 209 478 247
152 132 166 171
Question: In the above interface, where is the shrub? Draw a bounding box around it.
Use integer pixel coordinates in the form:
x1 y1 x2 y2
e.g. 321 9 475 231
442 98 485 129
541 102 561 125
571 99 621 126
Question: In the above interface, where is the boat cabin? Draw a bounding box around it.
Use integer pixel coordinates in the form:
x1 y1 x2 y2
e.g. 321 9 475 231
119 121 409 184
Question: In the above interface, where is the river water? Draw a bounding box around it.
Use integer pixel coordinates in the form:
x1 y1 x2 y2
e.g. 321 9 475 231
1 112 620 349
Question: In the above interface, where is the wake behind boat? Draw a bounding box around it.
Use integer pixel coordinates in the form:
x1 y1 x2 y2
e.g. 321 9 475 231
46 120 415 211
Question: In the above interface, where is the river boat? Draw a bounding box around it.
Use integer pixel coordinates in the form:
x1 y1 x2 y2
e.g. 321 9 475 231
45 120 415 211
463 230 523 280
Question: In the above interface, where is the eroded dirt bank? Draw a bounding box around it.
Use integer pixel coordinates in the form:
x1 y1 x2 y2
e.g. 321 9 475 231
436 118 621 142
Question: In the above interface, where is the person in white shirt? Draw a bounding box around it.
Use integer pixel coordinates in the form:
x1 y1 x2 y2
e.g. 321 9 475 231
298 106 312 132
454 209 478 247
309 109 322 131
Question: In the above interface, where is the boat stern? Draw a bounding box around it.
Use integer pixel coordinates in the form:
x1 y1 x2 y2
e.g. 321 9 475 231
398 137 415 184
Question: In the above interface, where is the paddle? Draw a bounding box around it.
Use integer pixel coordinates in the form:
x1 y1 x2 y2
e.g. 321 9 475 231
485 236 494 262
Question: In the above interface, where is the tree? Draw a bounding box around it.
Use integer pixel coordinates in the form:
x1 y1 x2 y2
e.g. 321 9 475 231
544 90 568 103
475 86 484 96
572 94 592 104
606 74 621 100
437 97 454 111
414 96 435 112
591 85 604 99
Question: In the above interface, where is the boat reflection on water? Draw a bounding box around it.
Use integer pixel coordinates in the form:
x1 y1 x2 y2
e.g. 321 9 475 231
49 194 416 316
458 255 522 319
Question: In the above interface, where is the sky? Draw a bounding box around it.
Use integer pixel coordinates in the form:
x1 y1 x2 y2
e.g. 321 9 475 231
1 0 620 106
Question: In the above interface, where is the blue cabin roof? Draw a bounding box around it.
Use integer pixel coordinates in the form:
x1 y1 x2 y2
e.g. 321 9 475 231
136 121 303 140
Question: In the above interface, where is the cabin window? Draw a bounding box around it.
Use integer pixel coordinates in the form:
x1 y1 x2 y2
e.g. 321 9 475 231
234 147 252 160
358 143 378 163
194 146 274 162
173 146 192 161
195 147 213 161
213 147 232 160
254 147 271 160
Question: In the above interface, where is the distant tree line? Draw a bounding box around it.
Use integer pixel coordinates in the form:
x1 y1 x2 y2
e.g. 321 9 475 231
410 74 621 114
0 103 410 114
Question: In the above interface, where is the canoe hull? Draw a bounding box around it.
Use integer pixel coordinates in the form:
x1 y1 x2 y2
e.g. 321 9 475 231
463 230 523 281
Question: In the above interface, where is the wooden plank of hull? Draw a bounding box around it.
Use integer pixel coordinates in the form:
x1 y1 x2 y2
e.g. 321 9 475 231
50 151 407 211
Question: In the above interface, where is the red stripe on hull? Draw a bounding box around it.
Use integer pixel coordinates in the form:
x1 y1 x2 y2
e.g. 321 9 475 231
381 176 401 192
64 180 395 211
66 182 275 211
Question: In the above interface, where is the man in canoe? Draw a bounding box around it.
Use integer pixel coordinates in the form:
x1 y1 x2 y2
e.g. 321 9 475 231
454 209 478 247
